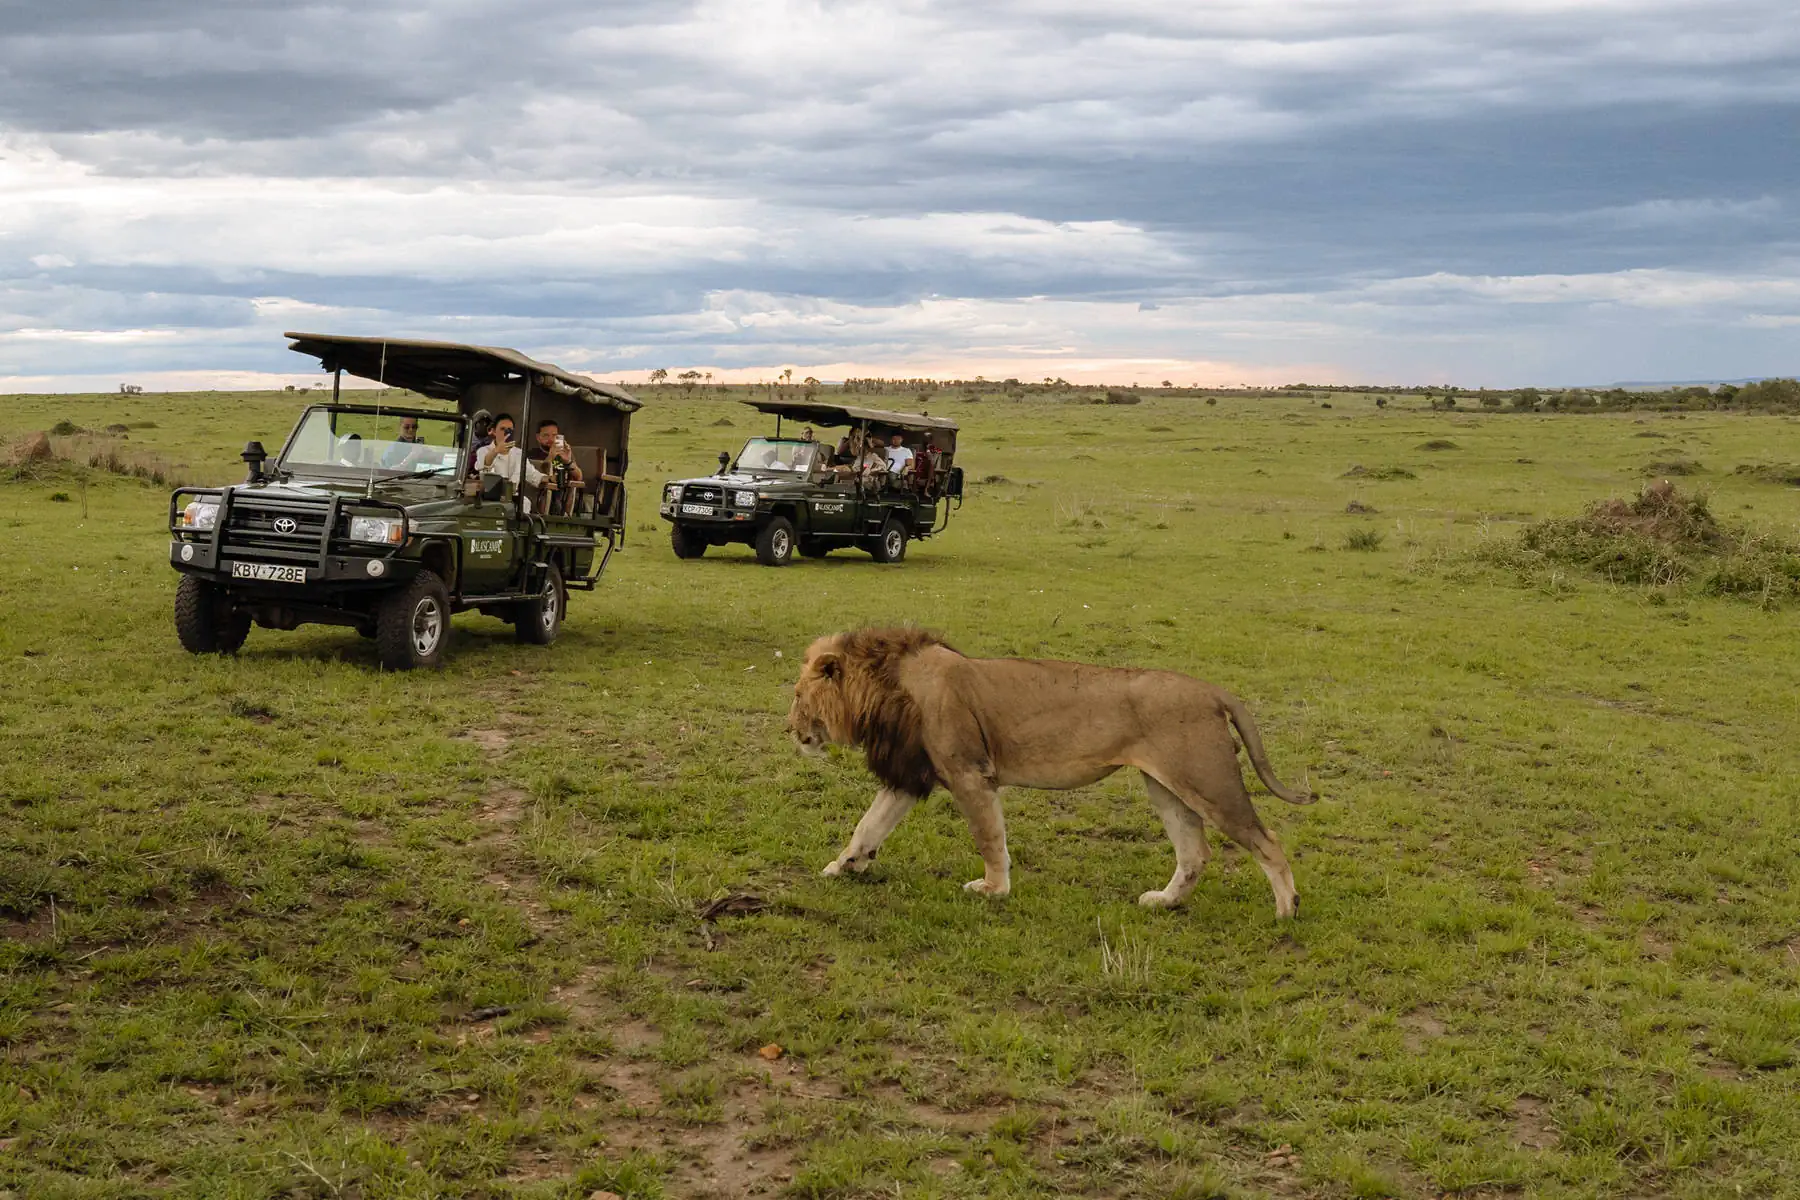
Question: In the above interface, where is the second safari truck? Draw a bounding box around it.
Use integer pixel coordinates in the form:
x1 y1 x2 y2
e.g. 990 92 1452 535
659 400 963 566
168 334 638 669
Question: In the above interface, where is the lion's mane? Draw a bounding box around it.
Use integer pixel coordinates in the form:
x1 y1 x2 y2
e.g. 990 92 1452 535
827 627 958 797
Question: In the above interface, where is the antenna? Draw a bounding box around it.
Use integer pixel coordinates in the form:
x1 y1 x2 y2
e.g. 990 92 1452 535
368 340 388 498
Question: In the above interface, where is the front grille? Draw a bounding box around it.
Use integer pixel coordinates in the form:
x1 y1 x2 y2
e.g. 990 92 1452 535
220 496 331 563
682 485 724 505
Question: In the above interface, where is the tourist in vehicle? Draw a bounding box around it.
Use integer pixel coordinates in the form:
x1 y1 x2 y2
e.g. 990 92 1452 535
381 416 432 469
884 433 914 476
856 437 888 486
800 426 816 443
530 419 583 513
466 409 495 473
476 413 546 510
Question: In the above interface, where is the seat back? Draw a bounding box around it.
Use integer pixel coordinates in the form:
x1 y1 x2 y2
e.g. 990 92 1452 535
569 445 624 522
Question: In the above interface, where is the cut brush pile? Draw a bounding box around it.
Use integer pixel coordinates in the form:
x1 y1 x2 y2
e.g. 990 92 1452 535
1482 480 1800 604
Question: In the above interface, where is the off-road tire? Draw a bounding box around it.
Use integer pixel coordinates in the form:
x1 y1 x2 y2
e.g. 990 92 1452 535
174 576 250 655
799 538 831 559
514 561 565 645
375 569 451 670
670 523 708 559
868 518 909 563
756 516 796 567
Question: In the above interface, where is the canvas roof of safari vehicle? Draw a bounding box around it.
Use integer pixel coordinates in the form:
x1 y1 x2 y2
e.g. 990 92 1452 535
285 332 642 413
743 399 958 432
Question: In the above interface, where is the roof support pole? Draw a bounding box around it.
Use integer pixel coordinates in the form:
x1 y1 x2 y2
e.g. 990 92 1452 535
518 374 533 518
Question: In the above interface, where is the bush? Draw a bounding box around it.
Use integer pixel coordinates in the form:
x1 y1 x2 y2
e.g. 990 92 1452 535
1493 482 1800 603
50 420 84 436
1418 439 1459 451
1732 463 1800 486
1343 528 1385 551
1644 459 1703 476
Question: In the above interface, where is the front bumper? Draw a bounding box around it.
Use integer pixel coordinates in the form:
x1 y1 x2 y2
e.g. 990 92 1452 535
170 540 421 588
659 500 758 525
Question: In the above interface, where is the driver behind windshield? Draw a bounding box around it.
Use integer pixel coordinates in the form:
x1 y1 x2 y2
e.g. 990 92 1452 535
380 416 432 469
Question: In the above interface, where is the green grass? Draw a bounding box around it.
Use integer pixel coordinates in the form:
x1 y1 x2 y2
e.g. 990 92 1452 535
3 388 1800 1198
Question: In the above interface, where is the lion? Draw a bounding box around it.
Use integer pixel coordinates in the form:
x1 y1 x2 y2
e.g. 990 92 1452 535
787 628 1316 919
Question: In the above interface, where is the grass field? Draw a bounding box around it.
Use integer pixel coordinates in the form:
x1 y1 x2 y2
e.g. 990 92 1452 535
3 386 1799 1199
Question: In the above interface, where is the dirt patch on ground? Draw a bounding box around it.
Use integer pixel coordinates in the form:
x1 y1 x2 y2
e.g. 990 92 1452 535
1510 1094 1560 1150
475 788 530 831
459 728 513 752
1399 1008 1447 1052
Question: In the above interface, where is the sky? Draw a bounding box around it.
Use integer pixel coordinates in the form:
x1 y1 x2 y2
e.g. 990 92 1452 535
2 0 1797 391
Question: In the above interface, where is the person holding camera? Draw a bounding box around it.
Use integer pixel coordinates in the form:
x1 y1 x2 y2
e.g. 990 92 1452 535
475 413 546 510
529 419 583 514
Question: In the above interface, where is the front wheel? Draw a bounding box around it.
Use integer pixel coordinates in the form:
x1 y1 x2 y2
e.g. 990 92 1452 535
755 516 796 566
375 570 451 670
174 576 250 655
514 561 565 645
670 523 707 559
868 518 909 563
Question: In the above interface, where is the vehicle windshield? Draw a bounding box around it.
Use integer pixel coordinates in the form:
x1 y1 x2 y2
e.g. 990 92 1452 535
735 438 819 474
281 409 464 478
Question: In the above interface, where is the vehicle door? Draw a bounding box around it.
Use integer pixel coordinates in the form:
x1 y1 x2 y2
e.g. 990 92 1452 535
457 432 522 594
804 458 858 536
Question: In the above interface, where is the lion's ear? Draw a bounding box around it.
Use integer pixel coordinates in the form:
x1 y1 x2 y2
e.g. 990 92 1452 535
814 652 842 681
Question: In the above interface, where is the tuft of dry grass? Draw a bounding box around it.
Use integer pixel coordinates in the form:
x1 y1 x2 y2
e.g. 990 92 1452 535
4 431 181 487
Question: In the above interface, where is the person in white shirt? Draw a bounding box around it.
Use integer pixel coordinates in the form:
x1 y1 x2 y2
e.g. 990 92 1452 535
475 413 545 511
884 433 915 475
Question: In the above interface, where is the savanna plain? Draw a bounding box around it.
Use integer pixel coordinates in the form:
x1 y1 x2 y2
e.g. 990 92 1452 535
2 386 1798 1200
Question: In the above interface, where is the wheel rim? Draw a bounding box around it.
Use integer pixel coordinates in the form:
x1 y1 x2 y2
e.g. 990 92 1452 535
412 596 443 656
772 529 790 558
885 529 903 557
540 579 558 633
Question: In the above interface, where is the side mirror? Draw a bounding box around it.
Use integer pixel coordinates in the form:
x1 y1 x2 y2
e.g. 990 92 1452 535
479 473 508 502
718 451 731 472
946 466 964 499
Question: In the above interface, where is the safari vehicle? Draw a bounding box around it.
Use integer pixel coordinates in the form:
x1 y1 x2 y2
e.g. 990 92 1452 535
658 400 963 566
168 333 639 669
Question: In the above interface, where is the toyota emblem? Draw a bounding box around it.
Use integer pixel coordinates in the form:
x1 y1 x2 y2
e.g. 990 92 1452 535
273 517 297 534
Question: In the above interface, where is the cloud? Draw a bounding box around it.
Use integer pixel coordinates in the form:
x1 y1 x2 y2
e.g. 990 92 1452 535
1 0 1798 387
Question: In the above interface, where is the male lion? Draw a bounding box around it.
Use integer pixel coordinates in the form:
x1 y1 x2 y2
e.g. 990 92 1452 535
788 628 1315 919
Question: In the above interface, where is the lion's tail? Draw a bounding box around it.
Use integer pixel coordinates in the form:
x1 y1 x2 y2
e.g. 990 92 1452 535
1223 694 1316 804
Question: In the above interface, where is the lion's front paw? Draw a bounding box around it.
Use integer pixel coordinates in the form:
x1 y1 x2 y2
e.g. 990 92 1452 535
823 852 875 878
821 860 844 877
963 878 1010 897
1137 889 1179 909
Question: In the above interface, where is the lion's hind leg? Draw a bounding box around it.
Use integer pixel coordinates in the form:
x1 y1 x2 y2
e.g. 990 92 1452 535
1139 773 1211 909
1150 748 1299 919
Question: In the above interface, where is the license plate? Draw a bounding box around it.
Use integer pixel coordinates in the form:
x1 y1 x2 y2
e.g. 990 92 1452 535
231 562 307 583
680 503 716 516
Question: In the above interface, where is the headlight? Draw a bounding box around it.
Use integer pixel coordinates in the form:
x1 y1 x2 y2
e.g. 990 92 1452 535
733 490 756 508
180 500 219 530
348 515 404 545
664 484 680 502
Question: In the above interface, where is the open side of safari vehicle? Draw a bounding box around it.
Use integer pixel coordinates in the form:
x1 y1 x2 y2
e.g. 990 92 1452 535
658 400 964 566
167 333 640 668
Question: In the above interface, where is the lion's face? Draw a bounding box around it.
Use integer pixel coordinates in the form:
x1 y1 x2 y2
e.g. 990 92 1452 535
788 640 851 756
